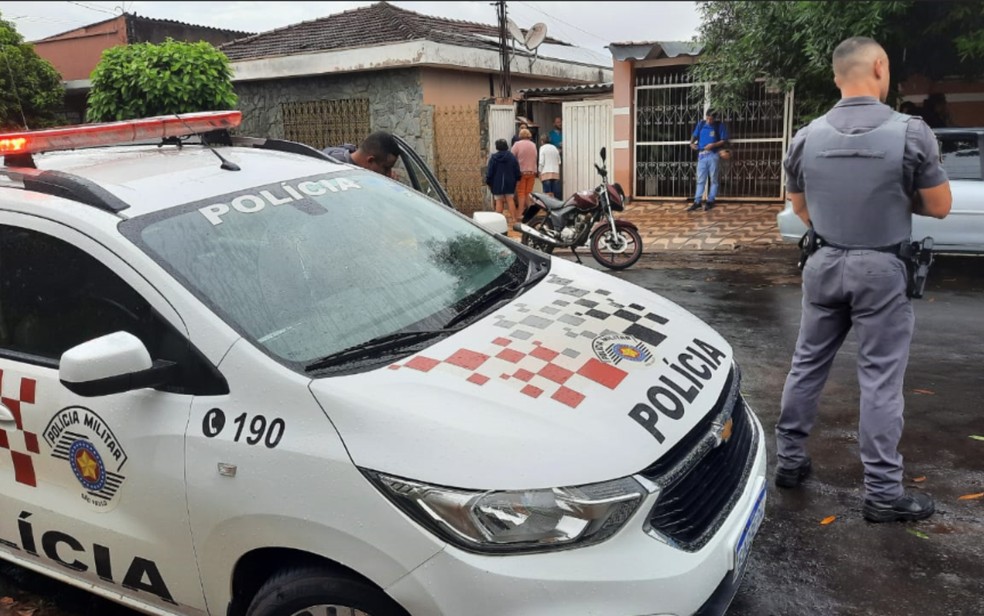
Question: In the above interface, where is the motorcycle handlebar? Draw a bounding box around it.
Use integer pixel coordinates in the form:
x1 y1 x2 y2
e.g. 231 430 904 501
595 163 607 176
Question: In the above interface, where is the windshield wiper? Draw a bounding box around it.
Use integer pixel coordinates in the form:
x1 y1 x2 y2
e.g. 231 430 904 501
304 328 458 373
443 259 548 330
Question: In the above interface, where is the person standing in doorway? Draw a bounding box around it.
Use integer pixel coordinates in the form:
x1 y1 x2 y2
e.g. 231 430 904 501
775 36 951 523
538 134 561 198
548 116 563 152
486 139 521 225
511 128 538 219
688 109 728 211
511 122 529 146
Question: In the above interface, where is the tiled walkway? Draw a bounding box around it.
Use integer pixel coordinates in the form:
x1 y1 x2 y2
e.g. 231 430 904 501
506 200 787 252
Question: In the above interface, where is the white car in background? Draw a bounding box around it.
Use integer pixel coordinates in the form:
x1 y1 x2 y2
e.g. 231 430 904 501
0 111 765 616
778 128 984 253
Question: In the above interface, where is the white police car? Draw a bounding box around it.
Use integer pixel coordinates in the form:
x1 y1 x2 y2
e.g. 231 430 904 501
0 112 766 616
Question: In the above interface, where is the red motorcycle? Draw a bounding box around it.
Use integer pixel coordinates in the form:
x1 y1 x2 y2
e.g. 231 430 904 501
514 147 643 270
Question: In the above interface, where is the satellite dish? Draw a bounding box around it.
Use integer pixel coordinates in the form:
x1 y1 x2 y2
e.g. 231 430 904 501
506 18 525 45
524 22 547 50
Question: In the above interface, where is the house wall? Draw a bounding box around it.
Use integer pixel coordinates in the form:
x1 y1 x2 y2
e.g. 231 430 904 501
900 75 984 127
32 16 127 82
612 59 635 197
420 67 592 108
234 68 436 166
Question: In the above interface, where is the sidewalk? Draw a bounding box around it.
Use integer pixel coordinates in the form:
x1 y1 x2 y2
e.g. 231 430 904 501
506 200 788 252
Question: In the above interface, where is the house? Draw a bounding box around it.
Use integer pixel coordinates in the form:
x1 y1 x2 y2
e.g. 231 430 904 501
609 41 794 203
31 13 253 123
219 1 612 215
609 41 983 204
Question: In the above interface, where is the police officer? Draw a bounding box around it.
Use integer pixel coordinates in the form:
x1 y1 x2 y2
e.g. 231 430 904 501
324 131 400 178
774 37 952 522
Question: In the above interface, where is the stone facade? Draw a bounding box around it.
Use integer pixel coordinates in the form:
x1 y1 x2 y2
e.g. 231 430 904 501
234 68 436 166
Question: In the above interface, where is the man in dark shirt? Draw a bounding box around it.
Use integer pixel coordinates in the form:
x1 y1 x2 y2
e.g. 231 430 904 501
324 131 401 178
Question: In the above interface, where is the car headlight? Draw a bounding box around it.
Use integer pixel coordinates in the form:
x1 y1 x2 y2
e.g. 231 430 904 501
366 472 647 554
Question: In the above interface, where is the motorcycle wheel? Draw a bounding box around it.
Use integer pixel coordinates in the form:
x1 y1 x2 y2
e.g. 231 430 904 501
590 224 643 270
520 215 556 254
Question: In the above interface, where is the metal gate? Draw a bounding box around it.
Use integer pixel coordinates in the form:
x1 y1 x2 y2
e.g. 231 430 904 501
434 105 486 216
563 99 614 197
634 73 793 200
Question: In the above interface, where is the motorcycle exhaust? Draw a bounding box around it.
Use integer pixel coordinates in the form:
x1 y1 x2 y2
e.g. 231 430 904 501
513 223 567 247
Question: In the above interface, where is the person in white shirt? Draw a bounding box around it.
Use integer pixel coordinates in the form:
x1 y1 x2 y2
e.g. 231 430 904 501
538 135 561 198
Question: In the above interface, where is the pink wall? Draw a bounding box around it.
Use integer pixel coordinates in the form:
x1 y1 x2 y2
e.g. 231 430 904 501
33 16 127 82
612 59 634 197
420 67 589 107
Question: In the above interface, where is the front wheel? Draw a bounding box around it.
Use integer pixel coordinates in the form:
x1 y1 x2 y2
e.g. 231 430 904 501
246 566 409 616
590 224 643 270
520 214 556 254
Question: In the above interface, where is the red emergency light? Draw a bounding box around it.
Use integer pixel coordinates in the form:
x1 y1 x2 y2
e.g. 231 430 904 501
0 110 242 156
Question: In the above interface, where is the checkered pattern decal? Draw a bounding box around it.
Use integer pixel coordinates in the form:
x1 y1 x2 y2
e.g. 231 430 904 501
0 370 39 487
389 275 672 408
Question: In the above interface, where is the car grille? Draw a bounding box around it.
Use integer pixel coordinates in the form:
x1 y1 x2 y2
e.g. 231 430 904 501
639 367 757 550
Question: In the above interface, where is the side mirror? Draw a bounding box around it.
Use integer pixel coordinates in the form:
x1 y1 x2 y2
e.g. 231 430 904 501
600 147 607 163
473 211 509 235
59 331 177 397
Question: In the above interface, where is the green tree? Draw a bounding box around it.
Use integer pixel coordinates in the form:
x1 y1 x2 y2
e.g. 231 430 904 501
0 12 64 129
87 38 237 122
691 1 984 123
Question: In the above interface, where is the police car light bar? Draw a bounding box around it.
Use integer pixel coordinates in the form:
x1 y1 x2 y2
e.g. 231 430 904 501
0 111 242 156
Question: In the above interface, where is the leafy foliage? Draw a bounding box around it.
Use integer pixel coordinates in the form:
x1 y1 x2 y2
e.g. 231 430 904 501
692 1 984 123
0 13 64 129
87 38 237 122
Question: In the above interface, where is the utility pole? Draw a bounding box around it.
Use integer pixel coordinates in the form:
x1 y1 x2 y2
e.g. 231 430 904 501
495 0 512 99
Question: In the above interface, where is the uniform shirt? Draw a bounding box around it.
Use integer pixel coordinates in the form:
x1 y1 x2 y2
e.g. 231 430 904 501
785 97 947 194
323 144 356 164
692 120 729 152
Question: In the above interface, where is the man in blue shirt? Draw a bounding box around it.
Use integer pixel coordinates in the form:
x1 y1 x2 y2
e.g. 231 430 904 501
688 109 729 212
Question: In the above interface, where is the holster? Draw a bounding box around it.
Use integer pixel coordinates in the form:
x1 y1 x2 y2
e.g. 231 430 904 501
898 237 935 299
796 227 821 270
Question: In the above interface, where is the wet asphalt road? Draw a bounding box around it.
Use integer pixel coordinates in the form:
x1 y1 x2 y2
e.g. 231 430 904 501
608 248 984 616
1 247 981 616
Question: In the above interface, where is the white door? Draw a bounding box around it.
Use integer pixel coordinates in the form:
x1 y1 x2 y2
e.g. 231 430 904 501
488 104 517 153
562 99 615 196
0 216 209 614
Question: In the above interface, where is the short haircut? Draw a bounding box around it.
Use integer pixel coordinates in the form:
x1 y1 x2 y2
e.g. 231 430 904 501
495 138 509 151
519 128 532 139
360 131 401 160
540 134 550 145
832 36 884 78
706 109 718 118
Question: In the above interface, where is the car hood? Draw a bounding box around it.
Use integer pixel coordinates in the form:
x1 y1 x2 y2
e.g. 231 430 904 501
309 259 734 489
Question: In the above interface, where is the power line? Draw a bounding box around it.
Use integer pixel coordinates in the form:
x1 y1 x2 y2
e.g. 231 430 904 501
516 0 611 46
66 1 117 15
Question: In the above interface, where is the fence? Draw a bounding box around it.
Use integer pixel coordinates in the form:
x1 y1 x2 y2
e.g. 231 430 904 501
282 98 371 150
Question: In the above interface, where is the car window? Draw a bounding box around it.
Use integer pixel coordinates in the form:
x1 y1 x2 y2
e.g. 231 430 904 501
938 134 981 181
122 169 520 370
0 226 225 393
391 145 450 207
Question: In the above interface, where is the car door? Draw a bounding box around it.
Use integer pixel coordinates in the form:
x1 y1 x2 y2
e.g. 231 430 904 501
0 216 210 614
913 131 984 251
392 135 455 208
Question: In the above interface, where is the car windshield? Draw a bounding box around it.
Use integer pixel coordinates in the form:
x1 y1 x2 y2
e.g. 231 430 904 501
122 169 522 370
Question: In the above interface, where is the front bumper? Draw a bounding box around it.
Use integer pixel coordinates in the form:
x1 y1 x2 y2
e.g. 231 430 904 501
387 407 768 616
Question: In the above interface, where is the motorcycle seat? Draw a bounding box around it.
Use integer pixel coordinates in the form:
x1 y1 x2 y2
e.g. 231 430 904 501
532 192 566 210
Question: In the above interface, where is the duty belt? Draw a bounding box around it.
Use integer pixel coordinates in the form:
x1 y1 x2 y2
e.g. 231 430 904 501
797 228 935 299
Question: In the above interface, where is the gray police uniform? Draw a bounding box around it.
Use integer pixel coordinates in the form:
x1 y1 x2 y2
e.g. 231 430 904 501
777 96 947 503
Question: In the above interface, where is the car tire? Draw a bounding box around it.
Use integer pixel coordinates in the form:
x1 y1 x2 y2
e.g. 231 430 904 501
245 566 409 616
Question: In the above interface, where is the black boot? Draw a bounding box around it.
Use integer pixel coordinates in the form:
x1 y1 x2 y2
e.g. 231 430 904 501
862 492 935 523
774 458 811 488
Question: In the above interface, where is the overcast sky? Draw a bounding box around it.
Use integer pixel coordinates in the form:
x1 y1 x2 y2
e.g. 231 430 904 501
0 1 701 58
